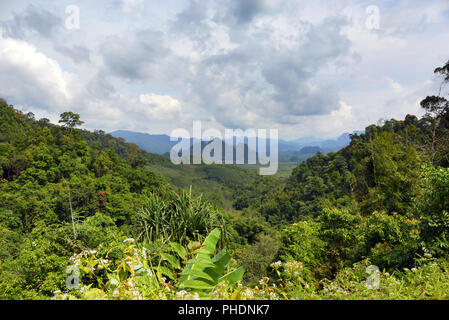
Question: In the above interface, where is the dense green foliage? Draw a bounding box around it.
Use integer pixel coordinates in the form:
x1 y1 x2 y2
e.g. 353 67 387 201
0 100 239 299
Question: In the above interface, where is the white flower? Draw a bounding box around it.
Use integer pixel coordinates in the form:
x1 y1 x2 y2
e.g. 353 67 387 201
123 238 135 243
132 290 142 299
176 290 187 298
285 261 304 275
243 289 253 298
184 293 200 300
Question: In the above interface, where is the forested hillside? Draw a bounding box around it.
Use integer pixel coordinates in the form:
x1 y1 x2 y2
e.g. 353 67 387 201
1 60 449 300
84 128 264 209
0 100 243 298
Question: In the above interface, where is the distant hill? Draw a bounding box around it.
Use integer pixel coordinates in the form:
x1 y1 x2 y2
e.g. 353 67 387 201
110 130 176 155
278 146 323 162
299 146 322 154
286 131 364 153
111 130 363 153
110 130 364 168
111 131 261 164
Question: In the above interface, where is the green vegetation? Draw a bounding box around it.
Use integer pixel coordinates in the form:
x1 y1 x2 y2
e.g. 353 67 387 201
1 60 449 300
148 162 264 209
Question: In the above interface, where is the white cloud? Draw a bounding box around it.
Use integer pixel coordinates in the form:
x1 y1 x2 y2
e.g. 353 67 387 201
122 0 144 13
386 77 404 95
0 31 79 112
139 93 182 118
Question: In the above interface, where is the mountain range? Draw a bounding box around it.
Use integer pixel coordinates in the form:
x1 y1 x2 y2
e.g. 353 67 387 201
110 130 364 161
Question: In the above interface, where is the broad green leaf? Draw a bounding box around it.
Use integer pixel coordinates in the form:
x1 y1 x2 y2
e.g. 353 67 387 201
179 279 215 290
212 249 230 273
204 249 231 280
180 269 216 283
186 257 215 269
196 228 220 255
219 267 244 285
181 228 222 283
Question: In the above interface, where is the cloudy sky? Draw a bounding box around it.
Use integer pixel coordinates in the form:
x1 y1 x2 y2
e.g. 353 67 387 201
0 0 448 140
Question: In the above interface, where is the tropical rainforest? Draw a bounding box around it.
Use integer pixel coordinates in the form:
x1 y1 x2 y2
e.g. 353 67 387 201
1 60 449 300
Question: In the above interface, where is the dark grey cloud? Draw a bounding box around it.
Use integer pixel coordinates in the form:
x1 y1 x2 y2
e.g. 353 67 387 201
261 18 351 118
55 45 91 64
170 1 213 53
229 0 268 24
100 29 169 81
174 0 207 27
1 4 61 39
87 71 116 99
212 0 287 26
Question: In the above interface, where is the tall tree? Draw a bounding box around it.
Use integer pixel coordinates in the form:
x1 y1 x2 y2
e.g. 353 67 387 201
58 112 84 133
420 60 449 164
434 59 449 94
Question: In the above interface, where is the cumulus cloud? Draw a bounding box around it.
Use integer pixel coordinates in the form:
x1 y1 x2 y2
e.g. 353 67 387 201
0 29 184 133
139 93 182 118
0 32 79 112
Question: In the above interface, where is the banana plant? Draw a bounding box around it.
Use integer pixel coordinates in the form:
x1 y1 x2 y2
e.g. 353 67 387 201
162 228 244 291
